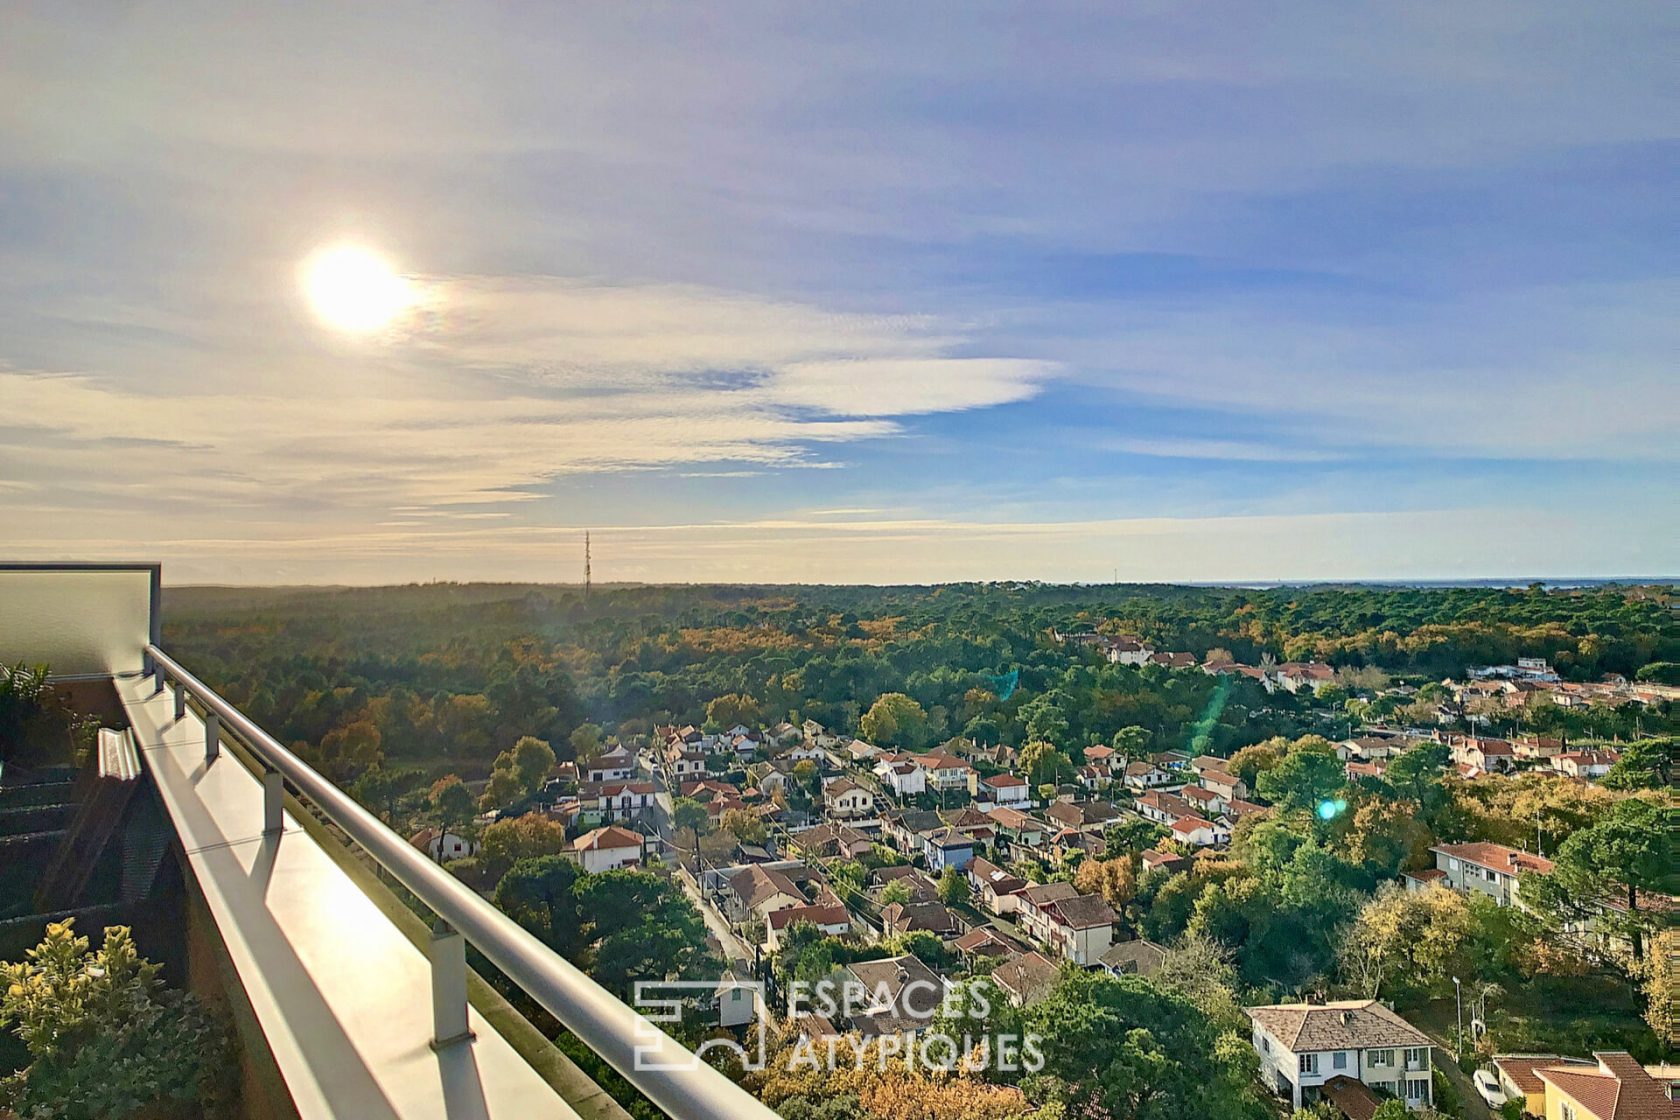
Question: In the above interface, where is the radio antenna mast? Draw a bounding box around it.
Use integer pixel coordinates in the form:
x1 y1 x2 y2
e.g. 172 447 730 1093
584 531 592 599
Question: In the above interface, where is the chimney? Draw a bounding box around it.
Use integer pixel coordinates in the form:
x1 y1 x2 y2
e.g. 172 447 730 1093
1340 1011 1354 1025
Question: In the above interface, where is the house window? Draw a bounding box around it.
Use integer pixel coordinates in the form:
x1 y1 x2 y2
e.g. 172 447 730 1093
1332 1051 1348 1070
1404 1047 1428 1068
1405 1078 1427 1100
1299 1054 1317 1075
1368 1049 1394 1067
1561 1104 1575 1120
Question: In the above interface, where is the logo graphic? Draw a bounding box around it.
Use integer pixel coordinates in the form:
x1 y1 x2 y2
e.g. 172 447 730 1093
632 979 767 1072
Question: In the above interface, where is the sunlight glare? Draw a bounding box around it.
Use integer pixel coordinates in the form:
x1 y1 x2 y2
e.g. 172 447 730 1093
301 244 415 333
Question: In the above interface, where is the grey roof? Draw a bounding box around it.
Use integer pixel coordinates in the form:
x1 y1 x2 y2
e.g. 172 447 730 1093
1100 939 1167 975
1045 893 1115 930
991 950 1060 1005
1247 1000 1432 1053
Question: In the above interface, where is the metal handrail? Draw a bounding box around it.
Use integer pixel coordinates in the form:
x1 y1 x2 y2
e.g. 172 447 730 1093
145 643 776 1120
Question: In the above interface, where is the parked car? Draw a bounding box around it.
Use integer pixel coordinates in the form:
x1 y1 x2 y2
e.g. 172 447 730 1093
1472 1068 1509 1108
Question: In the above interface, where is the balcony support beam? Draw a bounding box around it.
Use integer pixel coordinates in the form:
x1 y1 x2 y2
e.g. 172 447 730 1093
429 920 474 1049
262 766 284 835
172 680 186 722
204 710 220 764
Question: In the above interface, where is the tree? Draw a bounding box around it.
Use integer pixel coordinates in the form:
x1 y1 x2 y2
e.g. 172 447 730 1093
705 693 764 731
1601 738 1673 790
1020 740 1071 787
718 807 767 844
1340 884 1472 1000
1104 817 1169 859
1525 796 1673 961
1344 797 1432 877
1153 933 1245 1032
859 693 928 747
349 765 420 823
1643 928 1677 1046
428 774 477 858
937 865 971 907
1227 741 1286 789
511 735 557 790
0 920 233 1119
879 880 912 905
671 797 710 842
1017 970 1268 1119
1074 857 1137 913
1255 741 1344 817
317 718 382 780
568 723 603 759
494 856 585 957
1111 725 1153 758
478 812 570 883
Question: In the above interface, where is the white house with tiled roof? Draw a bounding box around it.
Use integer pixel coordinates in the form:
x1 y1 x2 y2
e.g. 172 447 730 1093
1430 840 1554 907
1248 999 1434 1112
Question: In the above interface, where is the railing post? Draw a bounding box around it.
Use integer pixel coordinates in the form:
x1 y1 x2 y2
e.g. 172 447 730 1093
263 767 284 835
429 919 473 1049
152 656 166 695
204 711 220 764
172 680 186 722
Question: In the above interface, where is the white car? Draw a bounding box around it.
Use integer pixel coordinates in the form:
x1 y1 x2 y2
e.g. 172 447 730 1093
1472 1068 1509 1108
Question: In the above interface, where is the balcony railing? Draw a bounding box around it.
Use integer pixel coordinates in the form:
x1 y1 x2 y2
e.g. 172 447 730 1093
3 562 775 1120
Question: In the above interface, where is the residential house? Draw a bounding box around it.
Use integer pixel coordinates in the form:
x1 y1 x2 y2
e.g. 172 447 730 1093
1180 784 1227 817
408 827 477 862
1150 651 1198 669
1044 799 1119 833
1100 938 1167 978
1491 1055 1596 1117
789 821 873 861
1553 750 1618 780
953 926 1019 961
585 780 656 821
842 955 946 1038
1035 893 1115 965
766 903 851 949
1222 798 1268 823
582 747 637 783
822 777 876 819
922 826 975 873
871 865 939 903
1514 735 1568 762
1123 761 1172 790
1274 661 1336 694
1248 999 1434 1112
1075 764 1111 791
1190 754 1228 775
990 950 1060 1006
1199 768 1248 802
917 751 975 793
883 809 944 854
1170 815 1229 848
783 741 828 764
748 760 792 798
1135 790 1200 826
725 864 808 923
984 805 1046 851
1346 759 1389 782
1429 841 1554 908
880 900 962 938
1450 736 1517 774
1140 849 1190 876
967 856 1028 914
1104 637 1155 666
768 721 802 746
1016 882 1080 947
1532 1051 1678 1120
665 744 709 779
802 719 840 748
846 739 882 763
875 757 927 797
1082 744 1118 771
573 825 644 873
973 771 1031 806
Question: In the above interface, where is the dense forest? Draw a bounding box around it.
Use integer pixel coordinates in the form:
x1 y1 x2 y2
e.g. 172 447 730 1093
162 581 1680 779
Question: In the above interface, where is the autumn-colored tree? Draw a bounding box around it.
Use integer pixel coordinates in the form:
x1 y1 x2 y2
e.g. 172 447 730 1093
567 723 603 759
478 812 570 883
1074 856 1137 913
1340 883 1472 1000
859 693 929 748
428 774 477 857
1227 740 1286 789
704 692 764 732
718 807 767 844
317 718 383 780
1343 797 1433 877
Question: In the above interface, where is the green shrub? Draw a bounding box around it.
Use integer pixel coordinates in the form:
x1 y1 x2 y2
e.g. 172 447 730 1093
0 920 235 1120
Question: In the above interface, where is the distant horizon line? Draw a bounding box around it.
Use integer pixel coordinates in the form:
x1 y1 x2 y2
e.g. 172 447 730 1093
161 575 1680 591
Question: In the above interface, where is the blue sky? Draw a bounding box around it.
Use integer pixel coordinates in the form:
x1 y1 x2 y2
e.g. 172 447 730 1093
0 3 1674 583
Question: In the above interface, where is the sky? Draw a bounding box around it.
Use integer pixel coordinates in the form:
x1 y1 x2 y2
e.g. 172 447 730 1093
1 3 1675 585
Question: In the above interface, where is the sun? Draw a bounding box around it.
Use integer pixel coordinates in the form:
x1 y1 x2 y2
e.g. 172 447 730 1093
301 244 415 333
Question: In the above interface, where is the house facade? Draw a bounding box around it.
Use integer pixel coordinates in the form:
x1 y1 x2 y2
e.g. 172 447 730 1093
1248 1000 1434 1112
573 825 644 873
1429 841 1554 908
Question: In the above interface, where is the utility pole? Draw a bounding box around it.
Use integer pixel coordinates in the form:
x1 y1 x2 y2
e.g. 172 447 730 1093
584 531 592 600
1452 975 1463 1061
